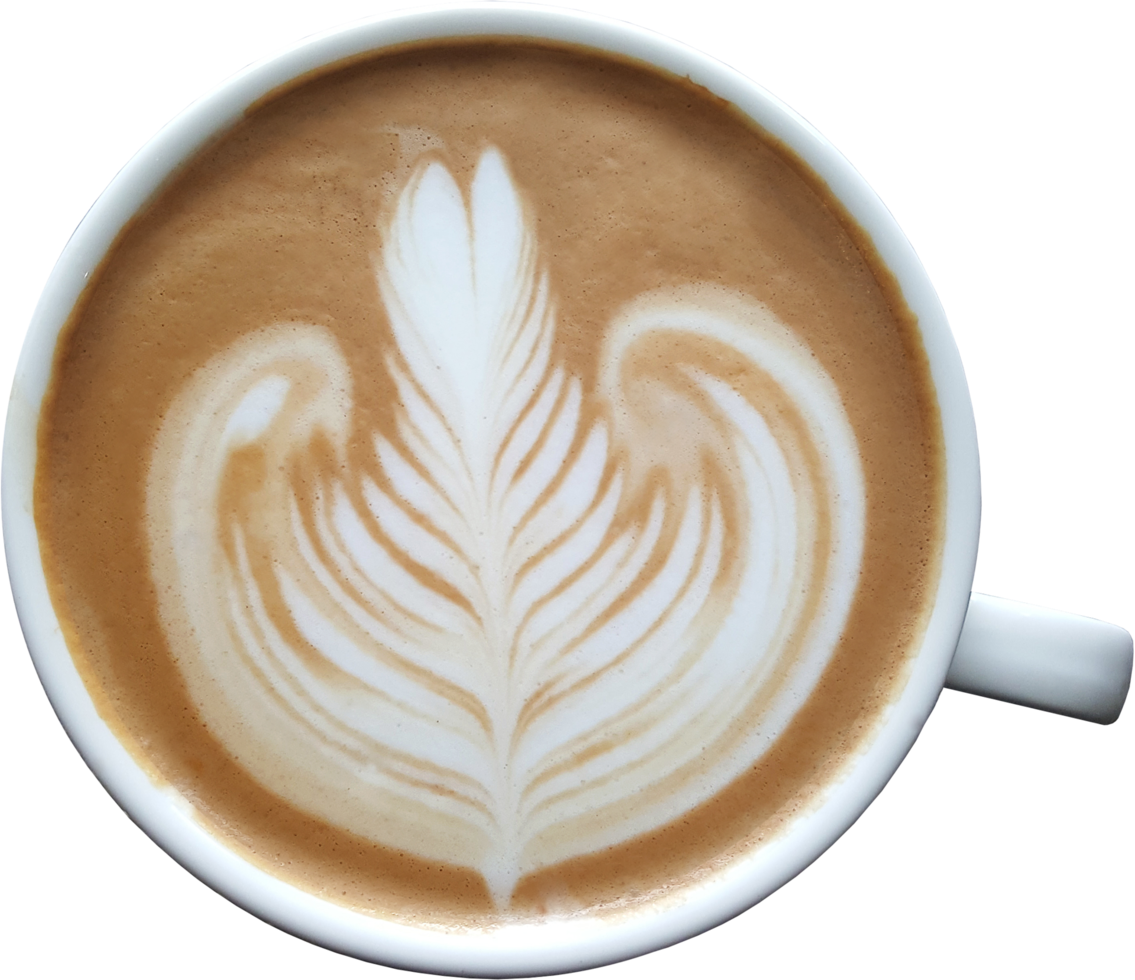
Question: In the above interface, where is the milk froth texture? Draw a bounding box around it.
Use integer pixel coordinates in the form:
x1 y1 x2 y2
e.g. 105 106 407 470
36 41 944 924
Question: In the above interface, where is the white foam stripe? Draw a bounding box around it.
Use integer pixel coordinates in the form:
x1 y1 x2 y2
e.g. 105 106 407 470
386 363 473 517
493 281 553 428
275 572 496 777
492 367 564 500
383 165 480 410
508 472 623 635
361 479 482 609
704 378 803 662
556 487 708 680
330 486 474 642
383 297 467 429
294 491 492 700
471 149 528 333
521 491 717 767
515 499 727 803
223 534 382 763
221 374 290 447
374 436 470 557
516 493 665 676
507 422 609 574
491 278 544 378
310 492 427 648
519 458 812 844
502 377 583 527
724 450 797 673
512 527 637 699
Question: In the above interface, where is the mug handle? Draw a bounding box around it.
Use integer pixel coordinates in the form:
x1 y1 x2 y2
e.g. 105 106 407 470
945 593 1133 724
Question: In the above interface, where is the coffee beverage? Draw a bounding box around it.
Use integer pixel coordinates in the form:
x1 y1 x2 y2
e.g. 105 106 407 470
17 11 1135 976
34 40 943 926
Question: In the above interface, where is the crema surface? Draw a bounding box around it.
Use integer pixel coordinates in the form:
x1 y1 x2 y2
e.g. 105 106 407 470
36 41 944 925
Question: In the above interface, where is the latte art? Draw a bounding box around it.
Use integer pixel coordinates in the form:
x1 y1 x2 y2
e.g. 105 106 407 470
146 147 866 903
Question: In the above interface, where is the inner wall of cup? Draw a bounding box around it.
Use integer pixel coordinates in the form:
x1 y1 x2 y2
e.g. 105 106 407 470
4 4 980 974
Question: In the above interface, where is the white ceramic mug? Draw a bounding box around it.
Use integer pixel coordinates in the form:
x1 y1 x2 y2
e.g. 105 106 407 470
6 5 1125 972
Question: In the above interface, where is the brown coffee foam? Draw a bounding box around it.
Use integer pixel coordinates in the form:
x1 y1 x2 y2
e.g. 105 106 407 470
35 41 943 924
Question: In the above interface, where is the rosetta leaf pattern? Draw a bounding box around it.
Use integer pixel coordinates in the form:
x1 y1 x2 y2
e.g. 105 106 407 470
146 147 866 906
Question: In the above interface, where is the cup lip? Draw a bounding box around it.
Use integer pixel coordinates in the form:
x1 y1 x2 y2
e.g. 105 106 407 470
1 2 981 975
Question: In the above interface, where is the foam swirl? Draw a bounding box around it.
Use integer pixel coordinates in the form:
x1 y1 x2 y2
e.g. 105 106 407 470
146 148 866 905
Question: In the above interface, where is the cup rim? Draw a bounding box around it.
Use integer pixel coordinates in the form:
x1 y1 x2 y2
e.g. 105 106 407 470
1 3 981 975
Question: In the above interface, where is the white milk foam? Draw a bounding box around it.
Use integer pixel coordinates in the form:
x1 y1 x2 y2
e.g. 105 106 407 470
146 148 866 905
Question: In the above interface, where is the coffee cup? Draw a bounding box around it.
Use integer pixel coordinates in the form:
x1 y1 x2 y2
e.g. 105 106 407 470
6 5 1125 972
